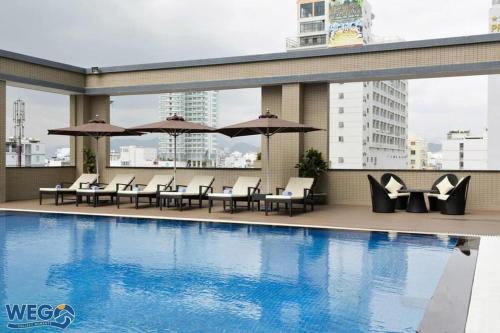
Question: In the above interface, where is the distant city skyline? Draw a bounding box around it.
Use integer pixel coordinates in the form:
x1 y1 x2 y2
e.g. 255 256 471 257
1 0 493 159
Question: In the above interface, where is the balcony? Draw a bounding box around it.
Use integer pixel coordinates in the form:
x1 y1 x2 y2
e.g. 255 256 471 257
286 34 327 51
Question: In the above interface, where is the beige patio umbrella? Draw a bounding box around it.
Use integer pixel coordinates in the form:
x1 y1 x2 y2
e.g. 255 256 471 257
216 109 322 193
128 114 216 186
48 116 142 181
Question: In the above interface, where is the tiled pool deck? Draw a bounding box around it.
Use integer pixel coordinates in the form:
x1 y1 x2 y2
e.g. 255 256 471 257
1 200 499 236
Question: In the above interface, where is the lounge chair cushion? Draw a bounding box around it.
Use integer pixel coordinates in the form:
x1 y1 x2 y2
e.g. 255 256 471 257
142 175 174 193
117 190 156 196
77 174 135 194
269 177 314 199
208 177 260 198
40 173 98 192
385 177 403 195
436 176 455 195
118 175 173 195
39 188 77 193
160 175 214 196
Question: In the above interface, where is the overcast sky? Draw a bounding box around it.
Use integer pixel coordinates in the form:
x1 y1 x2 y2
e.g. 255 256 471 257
0 0 494 154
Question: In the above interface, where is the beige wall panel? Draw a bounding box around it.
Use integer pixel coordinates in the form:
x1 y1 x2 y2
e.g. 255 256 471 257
327 170 500 210
6 167 76 201
85 44 500 89
0 58 85 88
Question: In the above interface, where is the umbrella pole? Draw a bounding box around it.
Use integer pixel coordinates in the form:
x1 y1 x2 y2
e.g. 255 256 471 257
95 137 100 183
174 134 177 188
266 134 270 194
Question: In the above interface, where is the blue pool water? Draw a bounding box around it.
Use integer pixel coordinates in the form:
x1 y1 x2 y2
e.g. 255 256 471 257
0 212 456 332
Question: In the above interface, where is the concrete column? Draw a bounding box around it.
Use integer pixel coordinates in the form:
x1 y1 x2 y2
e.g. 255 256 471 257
302 83 330 194
70 95 110 179
261 83 330 195
0 81 6 203
261 84 303 192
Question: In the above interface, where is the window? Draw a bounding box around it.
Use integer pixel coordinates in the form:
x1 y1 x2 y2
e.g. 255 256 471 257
338 157 344 164
338 93 344 99
314 1 325 16
339 107 344 114
338 136 344 142
300 3 313 18
300 20 325 33
338 122 344 128
411 150 416 155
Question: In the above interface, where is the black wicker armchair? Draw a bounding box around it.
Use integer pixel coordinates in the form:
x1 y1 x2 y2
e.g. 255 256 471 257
439 176 471 215
381 173 409 210
368 175 397 213
427 174 459 211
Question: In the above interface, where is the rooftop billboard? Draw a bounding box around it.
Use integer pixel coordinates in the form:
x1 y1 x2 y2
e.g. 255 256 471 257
328 0 364 47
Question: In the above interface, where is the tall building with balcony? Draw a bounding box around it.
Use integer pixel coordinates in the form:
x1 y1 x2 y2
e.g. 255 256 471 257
158 91 218 167
488 0 500 170
288 0 408 169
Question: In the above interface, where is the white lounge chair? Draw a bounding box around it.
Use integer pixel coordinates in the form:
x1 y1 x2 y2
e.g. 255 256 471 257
116 175 174 209
39 173 98 205
265 177 315 217
207 177 261 214
158 176 215 211
76 174 135 207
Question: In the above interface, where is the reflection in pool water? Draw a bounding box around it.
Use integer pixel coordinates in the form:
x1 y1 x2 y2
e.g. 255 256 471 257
0 212 456 332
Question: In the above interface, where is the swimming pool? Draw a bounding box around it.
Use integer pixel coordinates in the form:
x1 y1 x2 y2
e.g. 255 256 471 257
0 211 457 332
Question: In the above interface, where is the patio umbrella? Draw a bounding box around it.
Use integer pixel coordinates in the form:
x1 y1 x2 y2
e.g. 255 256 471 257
128 114 215 186
216 109 322 193
48 116 141 181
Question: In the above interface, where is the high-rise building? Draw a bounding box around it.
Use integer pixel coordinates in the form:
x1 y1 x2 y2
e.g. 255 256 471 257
488 0 500 170
158 91 218 167
289 0 408 169
442 130 488 170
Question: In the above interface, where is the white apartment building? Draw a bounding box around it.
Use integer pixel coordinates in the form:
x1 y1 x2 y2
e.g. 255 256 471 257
407 134 428 170
289 0 408 169
488 0 500 170
442 130 488 170
5 137 45 167
158 91 218 168
110 145 158 167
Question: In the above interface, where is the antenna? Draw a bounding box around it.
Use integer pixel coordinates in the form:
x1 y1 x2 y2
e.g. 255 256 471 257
13 99 26 167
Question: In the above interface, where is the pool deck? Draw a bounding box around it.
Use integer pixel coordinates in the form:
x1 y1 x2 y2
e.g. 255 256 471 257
1 199 500 236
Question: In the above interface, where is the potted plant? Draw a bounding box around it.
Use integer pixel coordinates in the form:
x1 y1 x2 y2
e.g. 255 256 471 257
295 148 328 204
83 148 96 174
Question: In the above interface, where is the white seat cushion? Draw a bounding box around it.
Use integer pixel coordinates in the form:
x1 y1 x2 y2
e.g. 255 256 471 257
117 190 156 195
273 177 314 199
436 177 455 195
208 193 248 198
142 175 174 192
39 188 76 193
266 195 296 200
77 189 116 194
208 177 260 199
437 194 450 201
385 177 403 195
